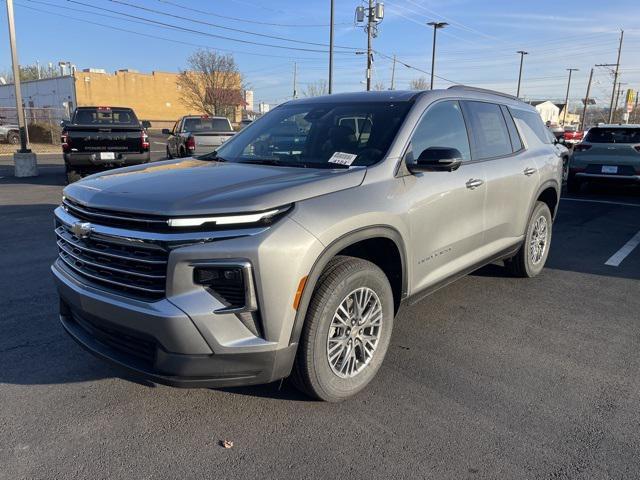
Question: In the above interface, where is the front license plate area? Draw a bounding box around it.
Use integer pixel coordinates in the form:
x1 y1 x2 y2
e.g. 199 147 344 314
601 165 618 174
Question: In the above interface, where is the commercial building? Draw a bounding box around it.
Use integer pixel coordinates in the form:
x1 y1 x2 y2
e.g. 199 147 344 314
0 69 250 129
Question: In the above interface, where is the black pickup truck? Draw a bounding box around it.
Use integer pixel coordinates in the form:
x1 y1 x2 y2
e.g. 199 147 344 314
62 106 150 183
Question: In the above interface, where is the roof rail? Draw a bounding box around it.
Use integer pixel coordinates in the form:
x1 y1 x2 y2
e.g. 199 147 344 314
447 85 519 101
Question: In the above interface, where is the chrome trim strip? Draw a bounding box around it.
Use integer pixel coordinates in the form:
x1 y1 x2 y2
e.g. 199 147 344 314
57 256 164 294
575 173 640 180
57 240 166 280
55 206 269 244
63 198 167 225
55 227 167 265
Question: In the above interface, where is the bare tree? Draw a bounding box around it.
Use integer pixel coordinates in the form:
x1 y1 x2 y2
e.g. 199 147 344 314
373 81 386 91
303 79 328 97
177 49 245 118
409 77 429 90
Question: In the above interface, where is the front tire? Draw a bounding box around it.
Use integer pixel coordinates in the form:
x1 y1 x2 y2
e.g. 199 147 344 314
292 257 394 402
7 131 19 145
166 146 173 159
505 201 552 278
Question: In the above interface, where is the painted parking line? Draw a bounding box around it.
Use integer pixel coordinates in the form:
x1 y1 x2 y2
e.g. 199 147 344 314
153 142 165 145
605 230 640 267
561 197 640 208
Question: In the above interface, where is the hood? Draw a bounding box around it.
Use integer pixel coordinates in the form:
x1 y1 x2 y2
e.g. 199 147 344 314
63 158 366 216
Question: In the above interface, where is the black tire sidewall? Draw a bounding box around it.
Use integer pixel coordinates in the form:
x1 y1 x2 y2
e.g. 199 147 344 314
523 202 552 276
306 261 394 401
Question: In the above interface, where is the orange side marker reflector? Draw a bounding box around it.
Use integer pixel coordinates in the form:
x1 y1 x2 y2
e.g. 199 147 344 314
293 275 308 311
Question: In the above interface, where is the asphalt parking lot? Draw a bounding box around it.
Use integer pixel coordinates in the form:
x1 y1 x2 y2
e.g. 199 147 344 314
1 153 640 479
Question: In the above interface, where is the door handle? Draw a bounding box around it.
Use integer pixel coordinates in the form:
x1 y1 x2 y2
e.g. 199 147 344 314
465 178 484 190
523 167 537 176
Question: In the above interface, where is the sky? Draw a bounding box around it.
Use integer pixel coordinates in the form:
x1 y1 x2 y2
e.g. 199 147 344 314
1 0 639 109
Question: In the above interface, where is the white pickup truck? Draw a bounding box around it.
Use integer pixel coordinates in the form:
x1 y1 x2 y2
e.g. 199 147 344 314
163 115 236 158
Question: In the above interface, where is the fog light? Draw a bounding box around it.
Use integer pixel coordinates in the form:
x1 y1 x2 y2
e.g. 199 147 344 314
193 264 256 313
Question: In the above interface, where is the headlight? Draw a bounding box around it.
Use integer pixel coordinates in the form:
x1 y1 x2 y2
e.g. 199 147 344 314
168 205 291 229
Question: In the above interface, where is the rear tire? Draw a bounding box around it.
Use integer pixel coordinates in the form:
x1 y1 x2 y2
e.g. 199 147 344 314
292 256 394 402
506 201 552 278
7 131 19 145
65 168 82 184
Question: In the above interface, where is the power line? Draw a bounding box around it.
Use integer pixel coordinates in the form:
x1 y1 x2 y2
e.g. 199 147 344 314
156 0 351 28
58 0 349 54
17 1 339 60
107 0 359 51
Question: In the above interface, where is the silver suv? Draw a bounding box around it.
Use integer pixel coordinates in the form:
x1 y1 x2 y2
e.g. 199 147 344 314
52 87 562 401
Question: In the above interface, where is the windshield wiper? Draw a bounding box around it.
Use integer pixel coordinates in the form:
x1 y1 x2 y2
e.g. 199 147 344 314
197 151 227 162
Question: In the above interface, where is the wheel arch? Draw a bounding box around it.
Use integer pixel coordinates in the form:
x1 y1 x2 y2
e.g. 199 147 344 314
288 225 408 347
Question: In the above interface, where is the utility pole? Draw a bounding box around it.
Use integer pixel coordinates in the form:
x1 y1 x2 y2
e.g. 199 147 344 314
328 0 334 94
355 2 383 91
613 81 626 121
5 0 36 177
562 68 579 125
516 50 528 98
390 54 396 90
580 67 593 132
608 30 624 123
292 62 297 99
427 21 447 90
366 0 374 91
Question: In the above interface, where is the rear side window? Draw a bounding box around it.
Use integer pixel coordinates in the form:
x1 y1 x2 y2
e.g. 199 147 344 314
461 101 512 159
73 107 138 125
409 100 471 162
500 106 523 152
585 127 640 144
511 109 552 145
183 118 232 132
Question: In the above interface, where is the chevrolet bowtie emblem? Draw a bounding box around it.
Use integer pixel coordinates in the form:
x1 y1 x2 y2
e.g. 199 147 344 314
71 222 92 239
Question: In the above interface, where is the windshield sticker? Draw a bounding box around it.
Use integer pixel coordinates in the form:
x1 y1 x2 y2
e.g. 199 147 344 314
328 152 358 166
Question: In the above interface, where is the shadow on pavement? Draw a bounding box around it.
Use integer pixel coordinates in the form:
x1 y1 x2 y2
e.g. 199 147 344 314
0 163 66 186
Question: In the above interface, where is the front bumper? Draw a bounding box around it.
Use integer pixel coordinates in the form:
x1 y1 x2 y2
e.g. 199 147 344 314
53 261 296 387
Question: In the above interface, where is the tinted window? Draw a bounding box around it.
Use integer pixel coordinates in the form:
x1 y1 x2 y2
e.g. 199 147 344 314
183 117 232 132
73 107 138 125
585 127 640 144
501 105 523 152
409 100 471 162
462 101 512 159
216 101 412 167
511 108 552 145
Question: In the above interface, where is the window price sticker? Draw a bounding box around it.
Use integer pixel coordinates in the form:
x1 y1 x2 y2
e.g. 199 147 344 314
328 152 358 166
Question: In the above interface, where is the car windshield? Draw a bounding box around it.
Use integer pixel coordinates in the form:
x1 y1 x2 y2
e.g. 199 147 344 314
73 108 138 125
585 127 640 144
213 101 412 168
183 117 232 132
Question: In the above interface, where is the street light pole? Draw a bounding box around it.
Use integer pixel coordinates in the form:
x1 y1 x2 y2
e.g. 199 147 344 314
366 0 373 91
516 50 528 98
562 68 579 125
328 0 334 94
5 0 37 177
427 21 447 90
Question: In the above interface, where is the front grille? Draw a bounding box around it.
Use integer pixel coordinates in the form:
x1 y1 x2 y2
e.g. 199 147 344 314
55 224 168 300
70 310 156 366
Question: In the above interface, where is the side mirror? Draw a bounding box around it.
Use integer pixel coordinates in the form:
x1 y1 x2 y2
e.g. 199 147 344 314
60 120 69 128
162 128 172 135
408 147 463 173
141 120 151 129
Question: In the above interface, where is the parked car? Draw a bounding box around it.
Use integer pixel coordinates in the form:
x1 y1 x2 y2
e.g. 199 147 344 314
0 122 20 144
61 106 150 183
52 87 562 401
568 124 640 193
163 115 235 158
563 125 584 145
547 122 565 140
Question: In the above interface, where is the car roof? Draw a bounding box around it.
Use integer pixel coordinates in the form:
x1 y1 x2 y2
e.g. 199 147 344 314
284 86 535 111
594 124 640 128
